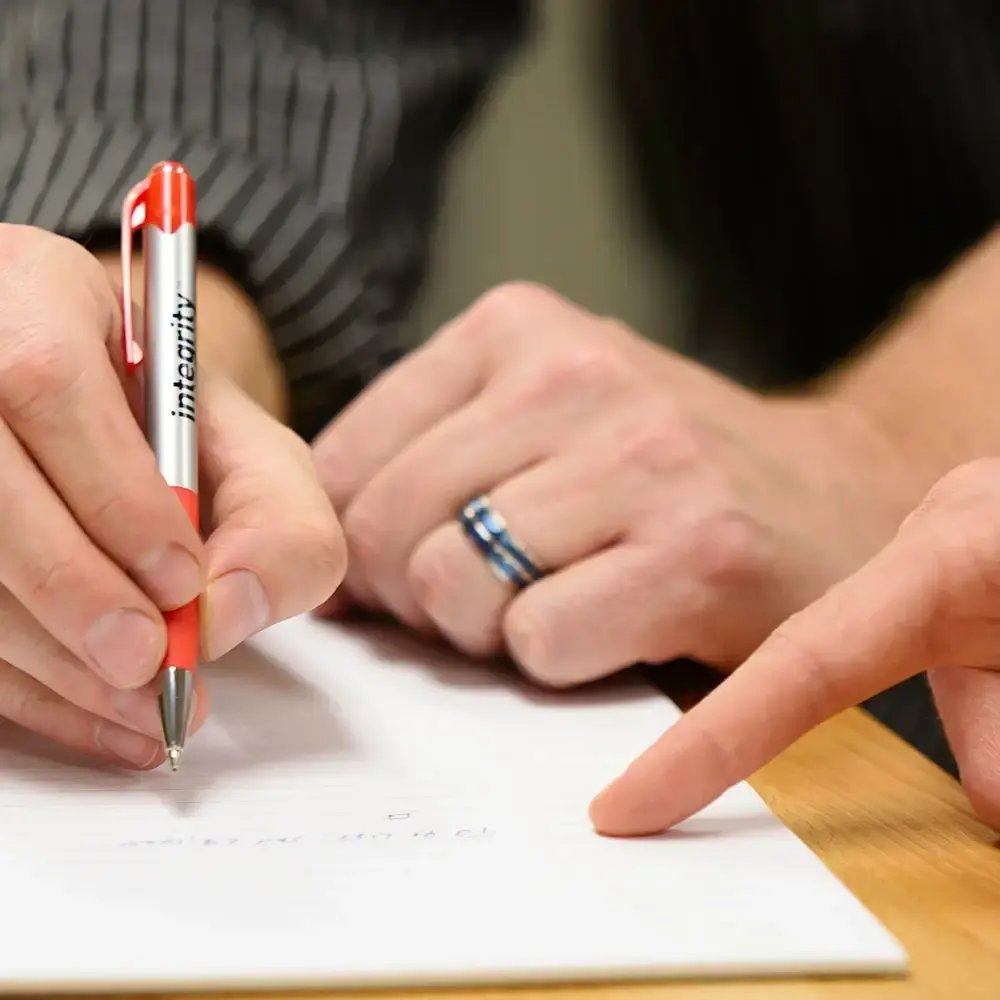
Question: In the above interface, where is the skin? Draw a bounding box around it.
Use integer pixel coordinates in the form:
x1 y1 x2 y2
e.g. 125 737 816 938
590 458 1000 835
313 282 918 680
94 251 288 422
591 228 1000 835
313 226 1000 834
0 225 345 770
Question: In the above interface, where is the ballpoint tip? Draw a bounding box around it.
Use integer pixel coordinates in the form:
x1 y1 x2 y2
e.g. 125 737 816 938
166 746 181 772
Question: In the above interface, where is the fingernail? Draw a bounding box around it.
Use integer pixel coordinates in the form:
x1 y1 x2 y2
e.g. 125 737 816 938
85 609 165 688
205 570 269 659
112 688 163 738
136 543 202 609
96 723 162 768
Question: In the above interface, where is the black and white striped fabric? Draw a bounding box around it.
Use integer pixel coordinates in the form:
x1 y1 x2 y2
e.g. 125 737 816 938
0 0 527 438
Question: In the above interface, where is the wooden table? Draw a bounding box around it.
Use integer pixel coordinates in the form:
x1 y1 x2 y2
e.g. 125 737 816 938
73 706 1000 1000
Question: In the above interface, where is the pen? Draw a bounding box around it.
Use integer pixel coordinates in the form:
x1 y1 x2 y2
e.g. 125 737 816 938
120 161 199 772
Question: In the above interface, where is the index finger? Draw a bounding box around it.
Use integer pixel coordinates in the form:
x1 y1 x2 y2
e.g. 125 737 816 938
589 531 939 837
0 231 204 608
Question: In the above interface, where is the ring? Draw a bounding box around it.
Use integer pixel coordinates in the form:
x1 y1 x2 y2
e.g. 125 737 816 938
458 495 545 590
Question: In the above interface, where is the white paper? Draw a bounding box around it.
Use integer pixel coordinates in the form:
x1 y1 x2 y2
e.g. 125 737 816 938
0 616 906 992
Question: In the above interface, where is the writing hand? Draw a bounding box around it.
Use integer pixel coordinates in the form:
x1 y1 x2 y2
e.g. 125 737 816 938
0 225 205 766
590 459 1000 835
0 225 345 770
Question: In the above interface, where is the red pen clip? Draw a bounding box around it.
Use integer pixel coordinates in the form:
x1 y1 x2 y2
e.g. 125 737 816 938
120 176 150 372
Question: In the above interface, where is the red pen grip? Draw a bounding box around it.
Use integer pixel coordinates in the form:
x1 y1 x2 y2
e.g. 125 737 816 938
164 486 200 672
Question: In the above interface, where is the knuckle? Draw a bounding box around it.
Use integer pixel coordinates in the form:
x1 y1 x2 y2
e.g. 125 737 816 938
20 549 81 608
442 281 564 352
0 223 45 275
616 411 699 478
0 224 79 286
685 512 765 591
407 535 454 612
500 344 633 421
408 536 502 658
503 605 570 688
543 344 631 398
600 315 642 346
82 488 137 538
468 281 555 327
0 333 83 425
0 224 115 328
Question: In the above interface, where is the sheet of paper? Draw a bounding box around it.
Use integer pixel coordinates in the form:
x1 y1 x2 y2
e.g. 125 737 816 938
0 616 905 992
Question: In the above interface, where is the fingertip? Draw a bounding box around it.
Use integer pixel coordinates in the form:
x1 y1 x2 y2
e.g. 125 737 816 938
141 747 167 771
84 607 167 691
95 722 164 770
587 724 716 837
587 785 622 836
587 778 668 838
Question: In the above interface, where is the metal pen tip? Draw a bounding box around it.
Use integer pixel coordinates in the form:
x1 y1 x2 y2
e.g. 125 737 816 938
166 746 182 771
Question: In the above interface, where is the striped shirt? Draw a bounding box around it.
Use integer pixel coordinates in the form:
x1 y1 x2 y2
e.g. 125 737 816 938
0 0 527 438
1 1 998 434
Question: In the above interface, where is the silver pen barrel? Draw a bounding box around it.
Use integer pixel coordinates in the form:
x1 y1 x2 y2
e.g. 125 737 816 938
138 162 199 768
145 218 198 497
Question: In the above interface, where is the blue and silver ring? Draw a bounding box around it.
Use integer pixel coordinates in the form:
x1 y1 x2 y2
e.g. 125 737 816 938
458 495 545 589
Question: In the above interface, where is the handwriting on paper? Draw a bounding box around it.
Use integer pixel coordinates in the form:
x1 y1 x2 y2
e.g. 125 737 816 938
118 827 497 848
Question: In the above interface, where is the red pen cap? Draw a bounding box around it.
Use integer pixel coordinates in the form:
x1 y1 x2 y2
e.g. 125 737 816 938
145 161 196 233
120 160 197 370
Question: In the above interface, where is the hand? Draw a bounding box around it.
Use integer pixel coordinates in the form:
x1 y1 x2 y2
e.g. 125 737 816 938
590 459 1000 835
312 282 918 683
0 225 345 769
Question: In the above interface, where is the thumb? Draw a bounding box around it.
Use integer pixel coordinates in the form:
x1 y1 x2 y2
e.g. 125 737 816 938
198 371 347 659
589 509 955 837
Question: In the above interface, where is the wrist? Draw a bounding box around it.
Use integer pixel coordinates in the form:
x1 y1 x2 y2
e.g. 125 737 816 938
816 227 1000 492
769 390 935 553
818 342 953 502
94 251 289 421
